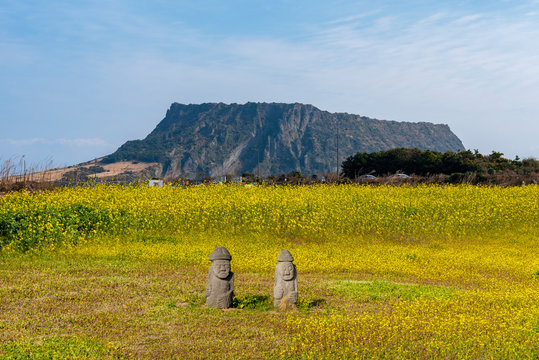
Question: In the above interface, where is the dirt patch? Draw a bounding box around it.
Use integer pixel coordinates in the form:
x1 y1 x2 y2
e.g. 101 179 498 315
21 161 159 182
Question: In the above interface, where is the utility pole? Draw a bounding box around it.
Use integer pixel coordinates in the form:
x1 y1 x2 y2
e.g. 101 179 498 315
336 125 340 177
21 155 26 184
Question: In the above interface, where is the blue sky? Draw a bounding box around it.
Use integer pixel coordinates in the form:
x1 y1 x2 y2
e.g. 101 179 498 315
2 0 539 168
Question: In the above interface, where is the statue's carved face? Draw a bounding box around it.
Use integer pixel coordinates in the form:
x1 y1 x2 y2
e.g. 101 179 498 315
212 260 231 279
279 262 295 281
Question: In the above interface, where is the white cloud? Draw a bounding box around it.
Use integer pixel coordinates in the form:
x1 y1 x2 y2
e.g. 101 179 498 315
324 11 380 26
453 14 485 25
56 138 109 147
2 138 46 146
3 1 539 162
2 138 108 147
85 6 539 159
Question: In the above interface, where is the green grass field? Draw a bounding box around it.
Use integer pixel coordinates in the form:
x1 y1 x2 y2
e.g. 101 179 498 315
1 184 538 359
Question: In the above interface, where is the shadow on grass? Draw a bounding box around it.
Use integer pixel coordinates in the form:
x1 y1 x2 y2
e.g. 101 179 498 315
233 294 272 311
297 297 325 310
233 294 326 311
168 293 326 312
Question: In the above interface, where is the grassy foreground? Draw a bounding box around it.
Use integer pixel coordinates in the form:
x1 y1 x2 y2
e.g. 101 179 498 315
1 184 538 359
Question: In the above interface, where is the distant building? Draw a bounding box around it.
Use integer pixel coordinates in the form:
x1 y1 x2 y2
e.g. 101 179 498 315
148 178 164 188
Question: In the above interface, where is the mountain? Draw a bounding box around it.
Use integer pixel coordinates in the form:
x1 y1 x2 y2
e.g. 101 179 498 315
101 102 465 178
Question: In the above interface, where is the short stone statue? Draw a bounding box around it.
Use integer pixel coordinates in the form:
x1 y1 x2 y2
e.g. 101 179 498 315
273 250 298 308
206 246 234 309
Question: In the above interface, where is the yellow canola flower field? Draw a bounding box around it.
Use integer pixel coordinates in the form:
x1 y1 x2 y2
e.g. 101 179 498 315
0 183 538 358
1 183 537 252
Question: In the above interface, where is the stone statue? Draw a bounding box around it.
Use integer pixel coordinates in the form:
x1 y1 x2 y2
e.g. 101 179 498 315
273 250 298 308
206 246 234 309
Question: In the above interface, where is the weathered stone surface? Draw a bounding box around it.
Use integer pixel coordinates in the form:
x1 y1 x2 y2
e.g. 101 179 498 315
206 246 234 309
273 250 298 308
101 102 465 178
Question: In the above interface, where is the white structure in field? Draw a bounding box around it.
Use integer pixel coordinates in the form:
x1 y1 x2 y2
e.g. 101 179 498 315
148 178 164 188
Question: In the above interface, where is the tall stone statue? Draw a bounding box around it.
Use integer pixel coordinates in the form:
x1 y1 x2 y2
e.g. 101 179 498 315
206 246 234 309
273 250 298 308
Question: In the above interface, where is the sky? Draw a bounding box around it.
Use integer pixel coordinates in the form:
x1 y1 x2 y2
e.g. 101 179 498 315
2 0 539 169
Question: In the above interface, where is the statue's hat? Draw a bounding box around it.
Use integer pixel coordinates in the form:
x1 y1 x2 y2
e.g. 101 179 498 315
209 246 232 261
277 250 294 262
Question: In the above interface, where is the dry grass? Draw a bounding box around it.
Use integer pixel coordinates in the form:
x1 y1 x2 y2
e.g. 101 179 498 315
38 160 158 182
0 253 301 359
1 231 538 359
353 171 539 186
0 157 57 193
0 158 158 193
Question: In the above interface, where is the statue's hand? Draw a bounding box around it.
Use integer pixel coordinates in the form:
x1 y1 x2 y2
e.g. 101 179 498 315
274 286 284 299
217 293 232 308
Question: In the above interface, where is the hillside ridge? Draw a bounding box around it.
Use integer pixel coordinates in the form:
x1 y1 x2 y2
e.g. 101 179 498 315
101 102 465 178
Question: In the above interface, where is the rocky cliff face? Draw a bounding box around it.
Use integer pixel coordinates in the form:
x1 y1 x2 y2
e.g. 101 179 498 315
101 102 465 178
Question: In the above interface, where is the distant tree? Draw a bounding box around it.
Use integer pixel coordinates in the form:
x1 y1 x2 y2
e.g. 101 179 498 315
342 148 524 179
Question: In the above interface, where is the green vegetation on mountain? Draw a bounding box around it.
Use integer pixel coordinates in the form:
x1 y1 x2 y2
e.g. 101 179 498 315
101 102 464 178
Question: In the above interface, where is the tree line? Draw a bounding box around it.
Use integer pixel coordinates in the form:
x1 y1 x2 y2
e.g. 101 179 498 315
342 148 539 179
